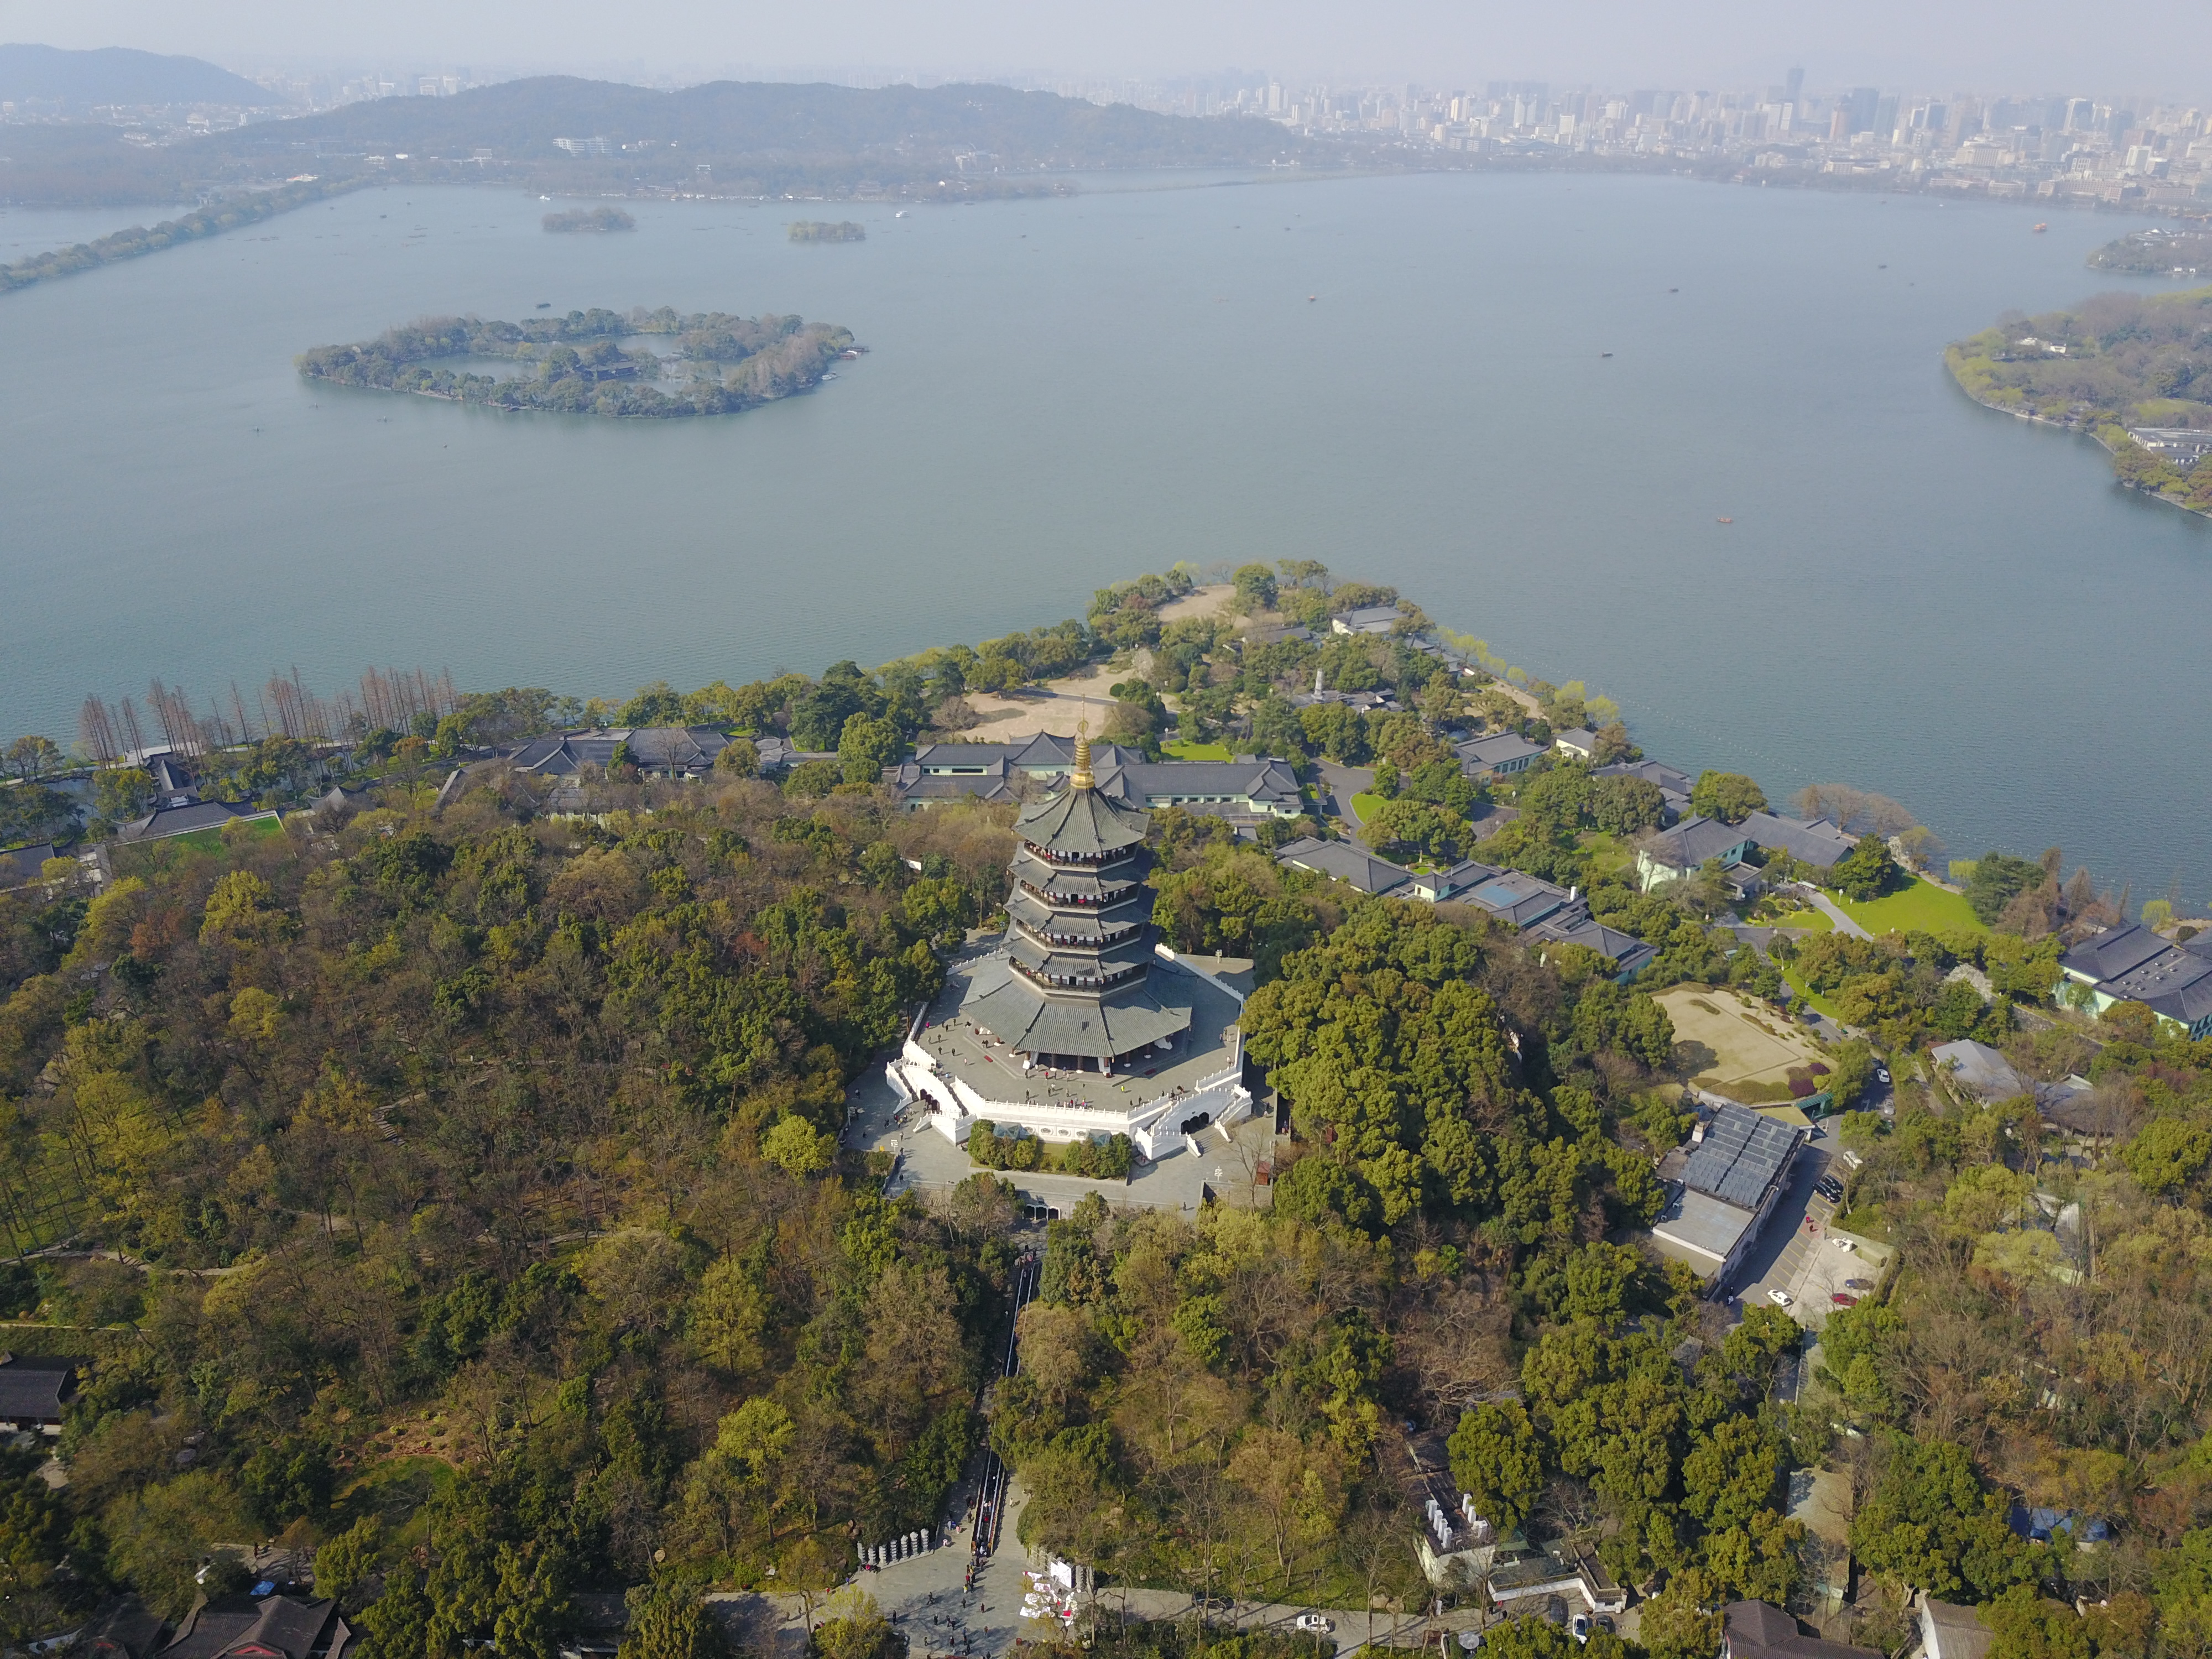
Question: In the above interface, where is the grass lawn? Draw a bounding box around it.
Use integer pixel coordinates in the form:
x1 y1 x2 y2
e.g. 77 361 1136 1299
1577 831 1636 884
1768 907 1834 933
1349 791 1383 826
1161 739 1233 761
1835 877 1987 937
1781 966 1845 1022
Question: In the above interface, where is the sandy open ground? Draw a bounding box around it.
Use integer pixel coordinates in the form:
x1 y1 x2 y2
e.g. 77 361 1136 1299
1653 985 1829 1103
956 585 1245 740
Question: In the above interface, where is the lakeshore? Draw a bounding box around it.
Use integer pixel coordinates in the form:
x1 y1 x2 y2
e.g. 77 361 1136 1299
3 175 2207 896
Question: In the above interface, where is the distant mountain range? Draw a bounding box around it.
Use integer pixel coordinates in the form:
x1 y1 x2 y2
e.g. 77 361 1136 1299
0 43 274 108
226 76 1324 181
0 72 1338 205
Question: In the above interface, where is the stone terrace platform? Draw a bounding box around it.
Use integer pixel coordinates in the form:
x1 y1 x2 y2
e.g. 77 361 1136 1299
887 943 1254 1160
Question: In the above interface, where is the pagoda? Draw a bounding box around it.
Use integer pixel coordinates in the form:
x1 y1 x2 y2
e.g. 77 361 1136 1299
960 727 1192 1071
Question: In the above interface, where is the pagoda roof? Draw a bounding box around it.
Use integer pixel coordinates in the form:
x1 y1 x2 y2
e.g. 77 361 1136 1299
1006 889 1149 938
960 954 1193 1058
1014 782 1148 858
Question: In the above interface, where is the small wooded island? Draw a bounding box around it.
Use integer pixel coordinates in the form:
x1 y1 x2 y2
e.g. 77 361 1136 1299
2088 226 2212 276
1946 285 2212 517
296 306 855 418
543 206 635 233
788 220 866 242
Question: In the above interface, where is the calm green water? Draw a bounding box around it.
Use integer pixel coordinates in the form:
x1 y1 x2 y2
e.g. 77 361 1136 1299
0 174 2201 898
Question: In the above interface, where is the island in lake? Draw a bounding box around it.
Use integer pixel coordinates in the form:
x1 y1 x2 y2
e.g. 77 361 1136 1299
1946 285 2212 517
296 306 855 418
2088 226 2212 277
788 220 865 243
544 206 635 233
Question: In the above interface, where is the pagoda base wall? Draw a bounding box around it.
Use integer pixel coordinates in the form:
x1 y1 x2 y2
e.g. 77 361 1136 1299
886 1032 1250 1162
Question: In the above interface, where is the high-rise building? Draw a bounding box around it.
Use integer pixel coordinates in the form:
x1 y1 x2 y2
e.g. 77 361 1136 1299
1785 66 1806 105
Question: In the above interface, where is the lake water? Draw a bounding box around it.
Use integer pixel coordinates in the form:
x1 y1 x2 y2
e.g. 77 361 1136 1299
0 174 2203 900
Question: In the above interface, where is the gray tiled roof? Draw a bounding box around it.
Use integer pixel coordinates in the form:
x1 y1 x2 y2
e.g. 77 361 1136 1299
1273 836 1412 896
1742 811 1856 869
1456 732 1546 770
959 952 1192 1058
1681 1105 1801 1209
1458 870 1574 927
2060 922 2174 985
0 1353 74 1423
1644 814 1755 871
0 843 59 888
159 1593 340 1659
1014 782 1149 858
1594 758 1693 795
115 800 251 843
1528 914 1657 977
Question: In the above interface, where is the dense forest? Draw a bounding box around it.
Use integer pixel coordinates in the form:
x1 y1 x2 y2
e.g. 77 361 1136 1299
296 308 854 419
4 563 2211 1659
1947 287 2212 514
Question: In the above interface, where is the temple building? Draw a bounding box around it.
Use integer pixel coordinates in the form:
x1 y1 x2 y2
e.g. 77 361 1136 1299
958 731 1191 1072
885 729 1253 1162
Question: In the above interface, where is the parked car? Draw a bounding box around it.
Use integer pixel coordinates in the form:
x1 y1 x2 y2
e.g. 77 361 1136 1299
1297 1615 1335 1635
1832 1293 1860 1306
1768 1287 1794 1307
1830 1236 1854 1250
1572 1614 1592 1643
1846 1278 1874 1290
1875 1066 1891 1084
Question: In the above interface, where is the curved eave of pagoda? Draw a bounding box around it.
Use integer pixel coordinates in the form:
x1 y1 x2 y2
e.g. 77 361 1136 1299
1005 889 1150 940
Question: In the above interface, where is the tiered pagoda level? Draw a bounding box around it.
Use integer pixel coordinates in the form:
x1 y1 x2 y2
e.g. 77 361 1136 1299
959 733 1193 1070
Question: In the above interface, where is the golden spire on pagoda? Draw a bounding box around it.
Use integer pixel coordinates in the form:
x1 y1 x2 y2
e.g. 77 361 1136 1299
1071 719 1094 790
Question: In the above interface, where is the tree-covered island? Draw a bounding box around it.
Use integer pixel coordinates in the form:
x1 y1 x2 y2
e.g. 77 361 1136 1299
2086 226 2212 277
541 206 635 233
1945 285 2212 517
296 306 855 418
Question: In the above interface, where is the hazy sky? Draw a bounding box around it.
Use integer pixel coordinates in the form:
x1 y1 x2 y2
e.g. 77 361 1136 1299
4 0 2209 98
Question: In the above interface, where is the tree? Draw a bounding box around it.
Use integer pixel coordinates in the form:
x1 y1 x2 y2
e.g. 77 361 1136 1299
619 1578 733 1659
4 736 61 781
1270 1156 1381 1237
2125 1117 2212 1197
1964 851 2048 926
313 1515 385 1613
1826 1038 1876 1109
358 1562 434 1659
761 1115 836 1178
1636 1570 1723 1659
1681 1416 1779 1532
838 714 901 787
1589 774 1666 834
1232 564 1279 614
1830 834 1900 902
1690 771 1766 824
1248 695 1307 760
1447 1401 1544 1535
714 737 759 778
93 766 152 825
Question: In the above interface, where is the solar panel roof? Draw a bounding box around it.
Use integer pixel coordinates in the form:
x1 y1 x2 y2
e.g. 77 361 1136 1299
1679 1105 1800 1209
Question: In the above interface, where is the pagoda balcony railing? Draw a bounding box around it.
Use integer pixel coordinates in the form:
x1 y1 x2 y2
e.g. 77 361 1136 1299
1015 880 1134 907
1008 957 1144 992
1019 843 1142 869
1024 922 1139 947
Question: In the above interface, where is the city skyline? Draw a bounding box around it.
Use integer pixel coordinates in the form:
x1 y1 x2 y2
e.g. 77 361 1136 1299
6 0 2212 103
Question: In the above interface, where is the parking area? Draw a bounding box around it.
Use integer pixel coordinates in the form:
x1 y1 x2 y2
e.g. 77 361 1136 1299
1733 1136 1891 1331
